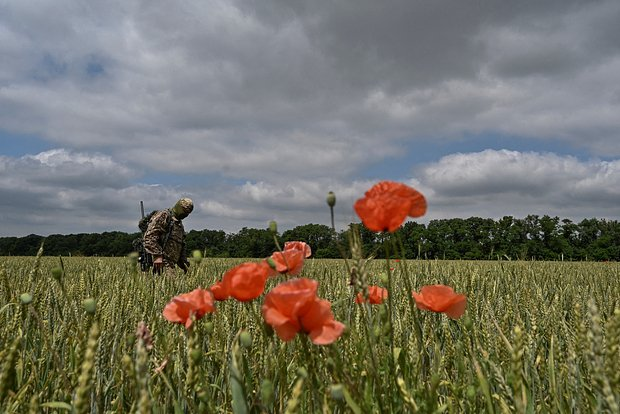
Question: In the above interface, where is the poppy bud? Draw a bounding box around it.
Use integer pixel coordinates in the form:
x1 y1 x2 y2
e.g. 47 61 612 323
378 304 388 318
260 379 274 405
20 292 33 305
296 367 308 378
239 330 252 348
190 349 202 361
121 354 132 369
265 257 277 270
192 249 203 264
330 384 345 401
326 191 336 208
51 267 63 281
463 316 473 330
466 385 476 400
126 334 136 348
83 298 96 314
379 272 389 285
269 220 278 234
372 326 381 338
204 321 214 334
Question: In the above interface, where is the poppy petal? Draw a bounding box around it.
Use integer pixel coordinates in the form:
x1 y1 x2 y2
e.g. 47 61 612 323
284 241 312 258
220 262 270 302
210 281 229 301
354 181 426 232
444 295 467 319
300 299 333 333
412 284 467 319
162 288 215 328
270 250 305 275
263 309 300 341
309 320 346 345
162 301 185 323
262 278 344 345
355 286 388 304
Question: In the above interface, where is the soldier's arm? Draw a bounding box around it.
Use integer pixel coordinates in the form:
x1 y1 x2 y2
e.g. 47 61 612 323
143 211 168 256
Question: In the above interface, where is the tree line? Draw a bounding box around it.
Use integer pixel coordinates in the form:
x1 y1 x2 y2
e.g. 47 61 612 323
0 215 618 261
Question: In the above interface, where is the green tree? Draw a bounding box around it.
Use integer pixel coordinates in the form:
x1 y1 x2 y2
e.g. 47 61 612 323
12 234 44 256
399 221 427 259
226 227 275 258
282 223 338 258
559 219 578 260
576 218 601 260
186 229 229 257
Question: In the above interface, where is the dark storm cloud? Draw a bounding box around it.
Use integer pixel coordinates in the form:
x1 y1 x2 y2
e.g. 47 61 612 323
1 0 620 235
2 0 619 161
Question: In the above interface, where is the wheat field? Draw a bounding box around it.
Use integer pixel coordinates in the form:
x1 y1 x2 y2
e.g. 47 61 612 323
1 248 619 413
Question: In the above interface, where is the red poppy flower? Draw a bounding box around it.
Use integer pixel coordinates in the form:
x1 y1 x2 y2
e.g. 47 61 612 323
209 280 229 301
411 285 467 319
210 261 271 302
354 181 426 232
270 249 305 275
355 285 388 304
262 278 345 345
163 288 215 329
284 241 312 258
300 298 347 345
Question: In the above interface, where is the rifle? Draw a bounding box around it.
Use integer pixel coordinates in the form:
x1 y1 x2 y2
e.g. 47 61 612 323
137 201 153 272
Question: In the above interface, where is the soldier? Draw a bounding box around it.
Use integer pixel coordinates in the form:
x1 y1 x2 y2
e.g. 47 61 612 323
143 197 193 276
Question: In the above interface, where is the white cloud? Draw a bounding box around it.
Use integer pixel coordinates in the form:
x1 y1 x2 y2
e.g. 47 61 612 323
1 148 619 236
0 149 185 235
1 1 620 236
195 178 370 232
1 0 619 166
416 150 620 222
1 148 135 189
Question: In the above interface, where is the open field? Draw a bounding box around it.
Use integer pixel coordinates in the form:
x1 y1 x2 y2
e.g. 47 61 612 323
1 253 619 413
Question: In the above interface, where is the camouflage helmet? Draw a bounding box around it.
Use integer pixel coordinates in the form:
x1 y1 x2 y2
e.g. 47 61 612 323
172 197 193 219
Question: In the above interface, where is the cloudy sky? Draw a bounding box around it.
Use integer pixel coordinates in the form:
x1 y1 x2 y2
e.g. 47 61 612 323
1 0 619 237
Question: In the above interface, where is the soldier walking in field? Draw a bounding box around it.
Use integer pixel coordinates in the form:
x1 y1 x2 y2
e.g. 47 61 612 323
143 197 193 276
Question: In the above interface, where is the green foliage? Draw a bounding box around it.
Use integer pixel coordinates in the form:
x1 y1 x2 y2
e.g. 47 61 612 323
1 215 619 260
226 227 275 258
281 223 338 257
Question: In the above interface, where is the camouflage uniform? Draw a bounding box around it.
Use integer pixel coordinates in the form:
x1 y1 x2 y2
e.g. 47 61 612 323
144 208 189 276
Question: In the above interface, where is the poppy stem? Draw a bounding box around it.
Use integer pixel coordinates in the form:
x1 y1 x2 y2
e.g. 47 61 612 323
383 237 396 350
383 235 402 410
356 297 386 412
271 233 282 253
299 336 320 411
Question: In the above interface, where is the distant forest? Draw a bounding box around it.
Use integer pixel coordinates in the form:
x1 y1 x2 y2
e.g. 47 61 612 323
1 215 618 261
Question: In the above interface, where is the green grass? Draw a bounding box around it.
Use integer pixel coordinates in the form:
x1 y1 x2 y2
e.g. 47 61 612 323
1 251 619 413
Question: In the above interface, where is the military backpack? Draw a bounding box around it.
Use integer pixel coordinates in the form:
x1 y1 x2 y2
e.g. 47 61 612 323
133 209 174 272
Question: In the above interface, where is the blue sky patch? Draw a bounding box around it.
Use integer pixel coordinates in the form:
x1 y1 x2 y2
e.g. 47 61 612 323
0 131 53 157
